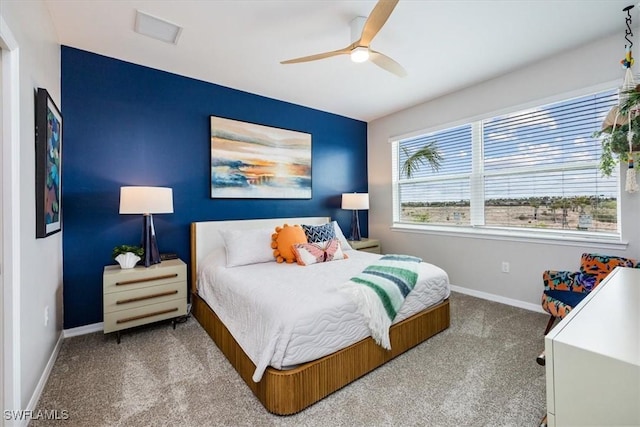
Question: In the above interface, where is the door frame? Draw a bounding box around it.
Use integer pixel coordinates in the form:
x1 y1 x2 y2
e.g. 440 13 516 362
1 14 21 420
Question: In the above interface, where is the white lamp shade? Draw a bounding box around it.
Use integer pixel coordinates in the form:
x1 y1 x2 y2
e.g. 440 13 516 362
342 193 369 210
119 186 174 214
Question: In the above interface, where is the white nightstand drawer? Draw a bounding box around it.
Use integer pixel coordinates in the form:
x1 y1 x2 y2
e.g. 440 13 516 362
103 259 186 294
358 246 381 254
103 299 187 333
348 238 381 254
104 282 186 314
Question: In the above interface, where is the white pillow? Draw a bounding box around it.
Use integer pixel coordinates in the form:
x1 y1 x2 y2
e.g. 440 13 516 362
218 227 275 267
332 221 353 250
198 247 227 276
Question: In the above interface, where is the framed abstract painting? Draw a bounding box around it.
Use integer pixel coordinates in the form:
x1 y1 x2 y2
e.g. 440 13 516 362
210 116 312 199
35 88 63 238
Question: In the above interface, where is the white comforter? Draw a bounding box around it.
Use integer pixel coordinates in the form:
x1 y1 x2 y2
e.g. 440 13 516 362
198 250 450 382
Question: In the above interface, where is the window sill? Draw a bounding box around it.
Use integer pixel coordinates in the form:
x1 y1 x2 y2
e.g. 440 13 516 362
391 223 629 251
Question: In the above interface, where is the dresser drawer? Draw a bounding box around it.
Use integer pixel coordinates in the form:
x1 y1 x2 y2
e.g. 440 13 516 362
103 259 186 294
103 299 187 333
104 281 186 314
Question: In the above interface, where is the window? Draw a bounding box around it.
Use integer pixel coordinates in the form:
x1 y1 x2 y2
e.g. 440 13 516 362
392 89 620 238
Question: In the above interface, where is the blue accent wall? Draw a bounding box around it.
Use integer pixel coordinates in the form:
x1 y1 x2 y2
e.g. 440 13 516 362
61 46 368 329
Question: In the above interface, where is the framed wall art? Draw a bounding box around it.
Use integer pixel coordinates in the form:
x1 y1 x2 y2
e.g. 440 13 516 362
210 116 312 199
35 87 63 238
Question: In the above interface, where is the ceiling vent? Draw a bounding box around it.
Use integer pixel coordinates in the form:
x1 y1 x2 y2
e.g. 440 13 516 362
134 10 182 45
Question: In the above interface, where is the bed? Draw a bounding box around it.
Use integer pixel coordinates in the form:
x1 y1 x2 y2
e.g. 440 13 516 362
190 217 450 415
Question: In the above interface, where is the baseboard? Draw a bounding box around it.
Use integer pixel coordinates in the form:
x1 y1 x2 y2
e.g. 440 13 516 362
24 331 64 423
450 285 545 314
63 322 103 338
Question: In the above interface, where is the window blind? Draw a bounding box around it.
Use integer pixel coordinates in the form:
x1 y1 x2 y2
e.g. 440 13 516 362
483 91 617 171
481 90 618 233
397 124 472 226
399 124 472 178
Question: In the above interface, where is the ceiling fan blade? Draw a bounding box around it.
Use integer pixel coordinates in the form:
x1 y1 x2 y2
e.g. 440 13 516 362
359 0 399 46
369 50 407 77
281 46 353 64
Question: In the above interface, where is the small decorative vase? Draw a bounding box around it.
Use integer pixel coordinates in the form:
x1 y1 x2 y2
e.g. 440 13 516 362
115 252 141 269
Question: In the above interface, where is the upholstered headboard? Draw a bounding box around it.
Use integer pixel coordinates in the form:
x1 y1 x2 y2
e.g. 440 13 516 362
190 216 331 292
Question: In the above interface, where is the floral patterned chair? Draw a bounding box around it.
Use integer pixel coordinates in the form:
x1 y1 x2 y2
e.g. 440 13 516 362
541 252 638 335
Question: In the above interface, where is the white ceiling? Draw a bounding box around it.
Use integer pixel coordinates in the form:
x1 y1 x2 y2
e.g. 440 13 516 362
45 0 634 122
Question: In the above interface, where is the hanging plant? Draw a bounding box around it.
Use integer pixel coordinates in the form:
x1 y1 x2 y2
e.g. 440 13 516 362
593 3 640 192
594 105 640 177
620 85 640 113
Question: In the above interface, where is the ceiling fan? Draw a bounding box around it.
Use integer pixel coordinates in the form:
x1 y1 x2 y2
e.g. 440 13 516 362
281 0 407 77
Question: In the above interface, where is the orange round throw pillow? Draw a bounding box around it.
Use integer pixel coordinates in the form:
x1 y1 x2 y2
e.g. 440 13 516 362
271 224 307 263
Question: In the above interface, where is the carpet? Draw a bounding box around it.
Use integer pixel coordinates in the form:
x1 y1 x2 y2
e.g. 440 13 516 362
31 292 547 426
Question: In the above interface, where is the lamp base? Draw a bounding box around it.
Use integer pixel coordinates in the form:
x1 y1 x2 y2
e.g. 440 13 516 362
142 214 161 267
350 210 362 241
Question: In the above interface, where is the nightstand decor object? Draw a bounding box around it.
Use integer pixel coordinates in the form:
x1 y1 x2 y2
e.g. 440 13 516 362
115 252 140 269
342 192 369 241
119 186 173 267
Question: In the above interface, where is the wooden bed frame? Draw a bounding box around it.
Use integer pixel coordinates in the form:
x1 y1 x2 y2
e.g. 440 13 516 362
190 217 450 415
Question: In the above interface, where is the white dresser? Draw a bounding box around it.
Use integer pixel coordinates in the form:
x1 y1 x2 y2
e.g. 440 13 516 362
545 267 640 426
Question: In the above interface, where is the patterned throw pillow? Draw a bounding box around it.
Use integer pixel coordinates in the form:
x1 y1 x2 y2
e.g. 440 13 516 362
302 223 336 243
292 239 348 266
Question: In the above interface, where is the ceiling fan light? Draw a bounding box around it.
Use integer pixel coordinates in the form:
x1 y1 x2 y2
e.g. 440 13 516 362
350 47 370 63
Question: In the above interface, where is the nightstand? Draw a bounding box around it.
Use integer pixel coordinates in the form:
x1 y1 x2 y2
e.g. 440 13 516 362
348 238 381 254
103 258 187 343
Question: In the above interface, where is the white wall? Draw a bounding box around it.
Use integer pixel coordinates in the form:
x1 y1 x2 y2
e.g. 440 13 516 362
368 33 640 309
0 0 62 413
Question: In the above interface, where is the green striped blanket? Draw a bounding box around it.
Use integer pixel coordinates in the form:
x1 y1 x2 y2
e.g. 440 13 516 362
340 254 422 349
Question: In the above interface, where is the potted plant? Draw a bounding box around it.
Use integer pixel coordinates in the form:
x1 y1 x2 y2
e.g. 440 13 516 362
112 244 144 269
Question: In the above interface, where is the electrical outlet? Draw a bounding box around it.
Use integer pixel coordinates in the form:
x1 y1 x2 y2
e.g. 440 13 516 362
501 261 510 273
44 306 49 326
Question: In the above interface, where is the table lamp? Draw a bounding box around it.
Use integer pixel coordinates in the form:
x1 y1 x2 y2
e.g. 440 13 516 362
119 186 173 267
342 192 369 241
